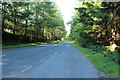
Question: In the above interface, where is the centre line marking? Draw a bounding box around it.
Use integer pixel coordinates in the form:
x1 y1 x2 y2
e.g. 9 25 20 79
54 52 57 54
20 66 32 72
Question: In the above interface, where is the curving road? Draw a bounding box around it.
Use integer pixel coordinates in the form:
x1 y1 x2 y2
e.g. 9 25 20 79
2 41 98 78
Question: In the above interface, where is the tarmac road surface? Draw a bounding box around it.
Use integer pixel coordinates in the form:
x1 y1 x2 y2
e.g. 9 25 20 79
2 41 98 78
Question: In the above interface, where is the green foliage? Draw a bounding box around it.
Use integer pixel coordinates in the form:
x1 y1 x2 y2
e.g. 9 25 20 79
69 2 120 75
2 40 62 49
73 43 119 77
88 45 106 53
114 40 120 46
69 2 100 47
75 38 93 48
69 2 120 52
103 51 119 64
2 2 66 43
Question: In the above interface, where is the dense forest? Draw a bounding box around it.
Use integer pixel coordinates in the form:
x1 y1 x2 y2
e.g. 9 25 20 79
2 2 66 44
69 2 120 64
1 1 120 77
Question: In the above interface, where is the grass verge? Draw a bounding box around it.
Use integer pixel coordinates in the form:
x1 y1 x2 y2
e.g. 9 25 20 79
1 40 63 49
72 42 119 77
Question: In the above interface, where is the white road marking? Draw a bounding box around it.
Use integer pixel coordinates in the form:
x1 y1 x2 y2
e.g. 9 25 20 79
9 74 17 77
54 52 57 55
39 51 60 63
20 66 32 72
40 59 45 63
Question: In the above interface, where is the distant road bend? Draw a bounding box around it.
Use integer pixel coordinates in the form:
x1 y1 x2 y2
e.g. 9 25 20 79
2 41 98 78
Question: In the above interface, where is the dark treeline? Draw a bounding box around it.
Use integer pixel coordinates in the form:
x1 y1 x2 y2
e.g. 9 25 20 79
2 2 66 44
69 2 120 64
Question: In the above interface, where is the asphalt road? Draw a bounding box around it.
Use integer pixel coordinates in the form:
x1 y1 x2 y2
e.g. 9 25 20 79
2 41 99 78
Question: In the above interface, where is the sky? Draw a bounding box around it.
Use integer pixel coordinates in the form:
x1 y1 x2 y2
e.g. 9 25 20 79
53 0 77 35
